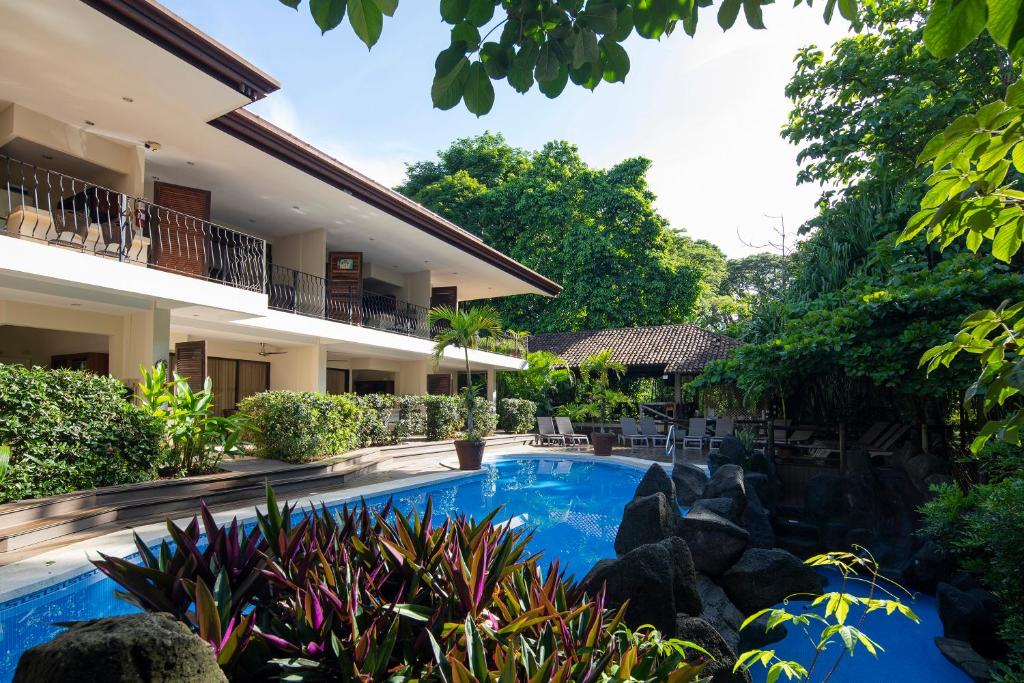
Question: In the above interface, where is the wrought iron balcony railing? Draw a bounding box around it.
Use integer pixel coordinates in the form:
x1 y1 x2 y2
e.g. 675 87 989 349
269 264 430 339
0 155 266 292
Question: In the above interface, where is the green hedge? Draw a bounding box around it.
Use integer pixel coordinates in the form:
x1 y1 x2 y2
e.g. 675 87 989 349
237 391 362 463
469 397 498 437
498 398 537 433
0 365 163 503
424 395 463 440
396 395 426 440
354 394 399 447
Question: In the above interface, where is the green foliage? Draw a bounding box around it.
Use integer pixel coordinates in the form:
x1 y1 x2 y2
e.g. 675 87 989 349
0 364 162 503
497 397 537 432
138 364 247 475
737 549 919 682
920 478 1024 667
0 444 9 485
395 394 426 440
95 487 709 680
400 135 721 332
353 392 400 446
467 396 498 438
498 350 574 414
425 394 464 440
575 349 630 431
236 390 362 463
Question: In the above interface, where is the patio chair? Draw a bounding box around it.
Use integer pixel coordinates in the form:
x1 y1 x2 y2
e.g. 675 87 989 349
640 416 669 447
535 417 566 446
681 418 707 450
618 418 649 447
709 418 735 453
555 416 590 445
784 429 815 445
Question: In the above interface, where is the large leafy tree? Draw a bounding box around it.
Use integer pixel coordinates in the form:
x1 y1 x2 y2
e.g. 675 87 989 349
398 133 725 332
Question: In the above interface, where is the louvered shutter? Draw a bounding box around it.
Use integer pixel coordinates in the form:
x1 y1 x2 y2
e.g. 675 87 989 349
152 182 211 279
174 340 207 393
427 373 452 396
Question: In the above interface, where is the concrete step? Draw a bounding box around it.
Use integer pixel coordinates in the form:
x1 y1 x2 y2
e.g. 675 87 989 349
0 453 390 553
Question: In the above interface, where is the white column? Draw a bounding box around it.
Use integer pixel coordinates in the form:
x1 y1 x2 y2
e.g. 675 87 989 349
486 368 497 403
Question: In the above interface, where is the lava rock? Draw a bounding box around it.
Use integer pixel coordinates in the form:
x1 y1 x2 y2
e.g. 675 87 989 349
719 548 825 615
738 611 788 652
634 463 676 500
904 453 948 493
692 497 741 524
696 574 744 652
703 464 747 521
661 536 703 616
936 583 1003 658
804 474 849 521
13 612 227 683
934 637 993 682
902 540 955 593
674 616 752 683
582 540 696 636
744 472 776 510
677 508 750 576
740 487 775 549
717 438 749 470
614 492 684 555
673 463 708 506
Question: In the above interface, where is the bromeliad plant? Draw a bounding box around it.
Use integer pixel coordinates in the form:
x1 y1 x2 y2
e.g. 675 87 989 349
138 362 247 475
734 548 920 683
94 484 709 681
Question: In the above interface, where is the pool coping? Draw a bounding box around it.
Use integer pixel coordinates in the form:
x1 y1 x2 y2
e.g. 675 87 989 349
0 452 663 604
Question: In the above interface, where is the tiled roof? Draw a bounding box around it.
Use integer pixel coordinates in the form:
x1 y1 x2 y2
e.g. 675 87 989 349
529 324 741 375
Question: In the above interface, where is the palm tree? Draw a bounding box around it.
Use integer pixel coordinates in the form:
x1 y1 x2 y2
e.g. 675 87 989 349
578 349 627 433
428 304 503 436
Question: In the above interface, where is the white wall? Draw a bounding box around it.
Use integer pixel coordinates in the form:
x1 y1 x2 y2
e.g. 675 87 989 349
273 229 326 278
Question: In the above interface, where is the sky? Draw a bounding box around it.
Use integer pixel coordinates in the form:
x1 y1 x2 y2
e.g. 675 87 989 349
161 1 849 257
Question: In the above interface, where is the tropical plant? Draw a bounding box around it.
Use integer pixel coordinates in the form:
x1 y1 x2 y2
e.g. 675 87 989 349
94 484 710 680
499 350 574 414
0 445 10 485
138 363 247 475
428 304 503 438
498 397 538 432
236 390 363 462
576 349 629 432
736 549 920 683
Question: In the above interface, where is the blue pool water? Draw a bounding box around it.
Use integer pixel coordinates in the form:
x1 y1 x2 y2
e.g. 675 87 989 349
0 456 966 682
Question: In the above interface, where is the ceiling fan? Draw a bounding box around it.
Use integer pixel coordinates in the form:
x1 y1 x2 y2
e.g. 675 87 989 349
258 343 288 357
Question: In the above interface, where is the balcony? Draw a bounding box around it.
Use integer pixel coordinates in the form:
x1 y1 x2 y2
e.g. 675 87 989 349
0 154 266 292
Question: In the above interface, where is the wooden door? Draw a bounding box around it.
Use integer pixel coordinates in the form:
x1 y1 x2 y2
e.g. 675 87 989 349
327 251 362 324
153 182 211 279
430 286 458 336
427 373 452 396
174 340 207 393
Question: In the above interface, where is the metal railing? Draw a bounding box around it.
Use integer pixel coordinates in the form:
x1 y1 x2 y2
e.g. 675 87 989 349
269 264 430 339
0 155 266 292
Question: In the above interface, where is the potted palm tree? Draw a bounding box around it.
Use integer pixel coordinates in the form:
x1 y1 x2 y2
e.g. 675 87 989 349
428 304 503 470
577 349 627 456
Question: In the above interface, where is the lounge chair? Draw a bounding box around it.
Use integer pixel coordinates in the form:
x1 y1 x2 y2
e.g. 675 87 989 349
555 417 590 445
618 418 649 447
535 417 566 446
709 418 734 453
681 418 707 450
640 416 669 447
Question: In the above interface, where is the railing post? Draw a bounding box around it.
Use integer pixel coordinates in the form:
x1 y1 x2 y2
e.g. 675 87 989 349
292 268 299 314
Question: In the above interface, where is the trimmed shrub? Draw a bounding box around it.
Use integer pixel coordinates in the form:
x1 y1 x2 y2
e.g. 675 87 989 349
498 398 537 433
424 395 462 440
468 397 498 437
395 395 426 439
0 365 162 503
353 394 399 447
237 391 362 463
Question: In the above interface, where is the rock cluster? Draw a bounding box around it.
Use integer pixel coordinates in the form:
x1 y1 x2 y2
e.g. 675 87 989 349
586 463 824 683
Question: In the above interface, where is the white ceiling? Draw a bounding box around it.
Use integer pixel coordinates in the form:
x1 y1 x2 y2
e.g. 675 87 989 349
0 0 553 301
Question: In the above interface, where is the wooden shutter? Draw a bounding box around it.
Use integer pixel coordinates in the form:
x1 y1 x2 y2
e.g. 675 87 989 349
327 252 362 324
174 340 207 393
427 373 452 396
208 358 237 416
153 182 211 279
430 286 458 310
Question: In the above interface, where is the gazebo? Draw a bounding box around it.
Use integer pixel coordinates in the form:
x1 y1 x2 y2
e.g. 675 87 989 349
529 323 741 414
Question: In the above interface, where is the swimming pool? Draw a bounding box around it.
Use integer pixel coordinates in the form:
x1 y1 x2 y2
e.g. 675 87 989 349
0 456 966 682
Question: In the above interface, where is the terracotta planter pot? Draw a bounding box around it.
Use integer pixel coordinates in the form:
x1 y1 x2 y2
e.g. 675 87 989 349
454 440 486 470
592 432 615 456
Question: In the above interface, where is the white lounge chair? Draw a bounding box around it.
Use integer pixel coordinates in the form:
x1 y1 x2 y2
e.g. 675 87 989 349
640 416 669 447
682 418 707 450
535 417 566 446
555 416 589 445
709 418 734 453
618 418 649 447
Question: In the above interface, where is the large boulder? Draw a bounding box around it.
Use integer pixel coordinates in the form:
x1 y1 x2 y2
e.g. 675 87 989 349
936 583 1003 658
740 487 775 549
13 613 227 683
674 616 752 683
703 464 747 521
902 540 955 593
719 548 826 615
935 638 993 683
677 508 749 576
634 463 676 500
672 463 708 506
696 574 744 652
716 438 749 470
582 538 701 635
691 497 741 524
904 453 947 491
743 472 776 511
614 492 683 555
